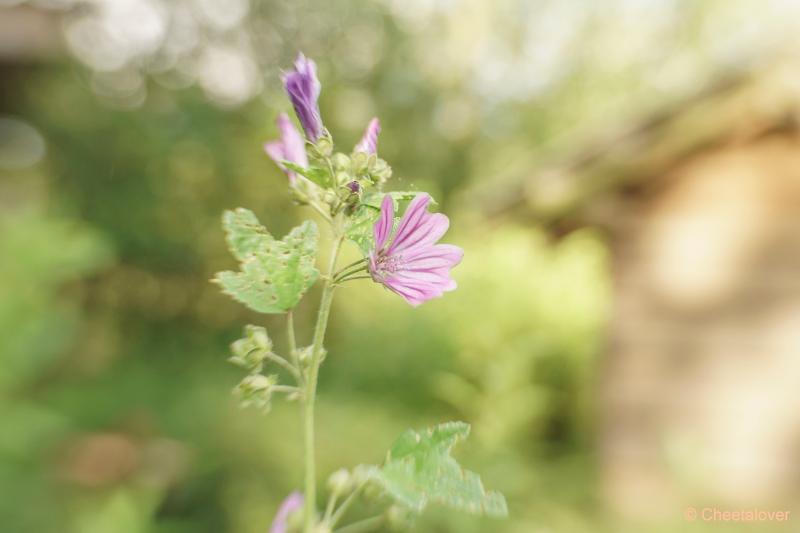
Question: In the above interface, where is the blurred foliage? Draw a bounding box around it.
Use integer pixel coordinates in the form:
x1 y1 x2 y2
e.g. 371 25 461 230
3 0 800 532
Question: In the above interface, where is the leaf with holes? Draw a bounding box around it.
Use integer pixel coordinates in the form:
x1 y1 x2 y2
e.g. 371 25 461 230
367 421 508 518
214 209 319 313
344 192 436 255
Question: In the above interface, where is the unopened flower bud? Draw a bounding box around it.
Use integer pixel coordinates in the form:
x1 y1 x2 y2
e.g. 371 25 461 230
351 151 368 174
312 134 333 158
327 468 352 495
297 346 313 365
371 158 392 182
346 181 360 194
228 325 272 371
385 505 412 530
233 374 276 412
331 153 350 170
351 464 372 485
245 325 272 352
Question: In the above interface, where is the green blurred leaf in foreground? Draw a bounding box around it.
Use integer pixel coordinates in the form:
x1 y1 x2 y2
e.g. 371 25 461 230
214 208 319 313
369 421 508 518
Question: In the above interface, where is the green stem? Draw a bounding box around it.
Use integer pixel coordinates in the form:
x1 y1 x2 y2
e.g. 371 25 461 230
333 515 385 533
287 311 297 359
336 274 372 283
309 200 333 223
323 492 339 524
334 257 368 279
329 482 366 529
272 385 300 395
263 352 301 382
303 230 345 533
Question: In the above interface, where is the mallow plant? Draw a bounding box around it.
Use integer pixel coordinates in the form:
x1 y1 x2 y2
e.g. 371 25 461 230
214 53 507 533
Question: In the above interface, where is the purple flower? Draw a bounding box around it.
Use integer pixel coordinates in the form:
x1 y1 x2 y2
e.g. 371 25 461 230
354 118 380 154
281 53 323 142
369 194 463 306
264 113 308 184
269 491 304 533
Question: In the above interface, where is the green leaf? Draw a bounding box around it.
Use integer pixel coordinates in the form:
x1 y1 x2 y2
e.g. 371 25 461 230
283 162 332 187
361 191 437 210
344 192 436 255
344 202 381 256
214 209 319 313
368 421 508 518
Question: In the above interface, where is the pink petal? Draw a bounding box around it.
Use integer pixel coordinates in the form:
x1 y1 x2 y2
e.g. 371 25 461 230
264 141 286 168
383 277 436 307
270 491 304 533
374 194 395 250
354 117 381 154
388 213 449 254
390 194 431 249
402 244 464 269
276 113 309 168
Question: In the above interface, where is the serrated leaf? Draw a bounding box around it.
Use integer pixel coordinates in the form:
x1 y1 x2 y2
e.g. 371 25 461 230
223 209 272 261
344 202 382 256
368 422 508 518
361 191 437 210
214 210 319 313
344 192 436 256
283 162 332 187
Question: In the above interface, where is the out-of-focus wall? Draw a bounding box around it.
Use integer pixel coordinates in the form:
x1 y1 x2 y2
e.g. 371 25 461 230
601 123 800 522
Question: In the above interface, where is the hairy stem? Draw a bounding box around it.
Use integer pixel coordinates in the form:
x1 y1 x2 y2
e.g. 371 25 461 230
287 311 297 361
303 229 344 532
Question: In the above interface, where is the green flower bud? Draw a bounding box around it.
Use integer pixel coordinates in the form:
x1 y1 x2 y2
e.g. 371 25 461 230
327 468 352 495
297 346 313 366
371 158 392 182
331 152 350 171
312 134 333 158
385 505 412 530
335 171 351 187
228 325 272 371
233 374 276 412
351 151 369 174
246 325 272 351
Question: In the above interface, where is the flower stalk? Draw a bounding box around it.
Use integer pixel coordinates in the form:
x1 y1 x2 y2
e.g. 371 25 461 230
303 227 344 532
219 52 490 533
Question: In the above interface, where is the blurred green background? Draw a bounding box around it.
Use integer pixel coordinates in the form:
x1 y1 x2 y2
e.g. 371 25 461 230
3 1 800 532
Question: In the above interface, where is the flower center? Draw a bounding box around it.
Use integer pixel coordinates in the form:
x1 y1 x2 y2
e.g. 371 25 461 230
373 252 402 278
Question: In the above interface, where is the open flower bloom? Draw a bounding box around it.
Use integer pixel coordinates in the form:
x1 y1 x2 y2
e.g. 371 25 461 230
281 53 323 142
269 491 304 533
264 113 308 184
354 117 380 154
369 193 463 306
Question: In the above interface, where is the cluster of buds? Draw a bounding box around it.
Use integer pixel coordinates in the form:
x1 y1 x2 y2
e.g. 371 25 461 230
229 325 288 413
265 55 392 220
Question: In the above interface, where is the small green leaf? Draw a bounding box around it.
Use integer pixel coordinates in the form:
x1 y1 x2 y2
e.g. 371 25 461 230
344 192 437 255
361 191 436 210
214 210 319 313
368 421 508 518
344 202 381 256
283 162 332 187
